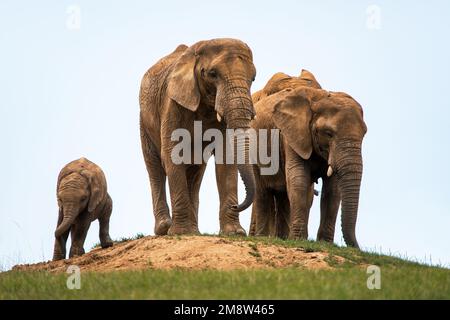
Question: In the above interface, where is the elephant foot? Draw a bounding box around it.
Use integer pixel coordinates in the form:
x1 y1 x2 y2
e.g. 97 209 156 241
52 252 65 261
220 223 247 236
288 224 308 240
155 217 172 236
69 246 85 258
100 235 114 248
254 231 270 237
317 233 334 243
288 232 308 241
167 223 199 236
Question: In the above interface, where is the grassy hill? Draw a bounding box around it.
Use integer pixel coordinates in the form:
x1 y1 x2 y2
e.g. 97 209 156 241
1 235 449 299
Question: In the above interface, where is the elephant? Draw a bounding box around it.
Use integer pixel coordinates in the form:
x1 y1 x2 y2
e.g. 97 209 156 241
53 157 113 260
252 69 322 103
249 70 367 248
139 38 257 236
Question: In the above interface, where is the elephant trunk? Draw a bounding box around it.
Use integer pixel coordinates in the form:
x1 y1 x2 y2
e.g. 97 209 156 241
334 139 363 249
55 206 77 238
217 79 256 212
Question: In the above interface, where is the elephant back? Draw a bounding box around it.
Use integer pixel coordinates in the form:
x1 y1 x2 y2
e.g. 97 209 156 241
57 157 106 193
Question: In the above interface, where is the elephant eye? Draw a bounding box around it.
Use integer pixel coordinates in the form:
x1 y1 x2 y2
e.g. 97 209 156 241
324 130 334 138
208 69 218 79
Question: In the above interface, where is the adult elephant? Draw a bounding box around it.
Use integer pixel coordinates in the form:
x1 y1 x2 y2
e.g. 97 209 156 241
250 70 367 248
139 38 256 236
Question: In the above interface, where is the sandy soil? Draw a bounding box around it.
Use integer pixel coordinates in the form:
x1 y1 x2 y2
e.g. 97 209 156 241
13 236 346 273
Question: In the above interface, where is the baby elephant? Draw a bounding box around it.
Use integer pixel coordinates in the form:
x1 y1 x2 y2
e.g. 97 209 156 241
53 157 113 261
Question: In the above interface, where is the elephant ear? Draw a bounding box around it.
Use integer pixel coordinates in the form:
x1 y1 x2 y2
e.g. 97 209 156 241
262 72 292 96
80 168 107 213
57 167 73 192
299 69 322 89
167 47 200 112
272 90 313 160
252 89 264 103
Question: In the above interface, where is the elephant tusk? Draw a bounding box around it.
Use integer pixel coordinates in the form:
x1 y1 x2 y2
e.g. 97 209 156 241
217 113 222 123
327 166 333 177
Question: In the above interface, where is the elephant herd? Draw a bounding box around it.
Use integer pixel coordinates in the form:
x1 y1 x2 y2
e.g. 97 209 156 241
53 38 367 261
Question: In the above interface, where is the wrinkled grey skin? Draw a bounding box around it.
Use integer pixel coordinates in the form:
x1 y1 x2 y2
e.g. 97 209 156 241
53 157 113 261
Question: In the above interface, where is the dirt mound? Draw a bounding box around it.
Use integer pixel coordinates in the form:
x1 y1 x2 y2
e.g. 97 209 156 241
13 236 346 273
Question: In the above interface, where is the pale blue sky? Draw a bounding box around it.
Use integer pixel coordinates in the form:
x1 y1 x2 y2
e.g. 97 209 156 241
1 1 449 270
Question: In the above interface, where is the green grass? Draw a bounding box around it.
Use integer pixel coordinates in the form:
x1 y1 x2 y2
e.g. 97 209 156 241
1 235 449 299
1 266 449 299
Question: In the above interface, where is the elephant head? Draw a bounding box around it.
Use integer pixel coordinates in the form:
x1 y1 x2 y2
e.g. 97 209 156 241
55 161 106 237
271 87 367 248
167 38 257 212
253 69 322 103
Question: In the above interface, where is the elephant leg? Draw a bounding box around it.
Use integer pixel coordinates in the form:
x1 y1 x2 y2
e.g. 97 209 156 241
165 163 199 235
69 218 91 258
99 216 113 248
285 145 311 239
99 196 113 248
215 163 246 236
186 164 207 223
53 208 70 260
317 175 341 242
254 188 276 237
53 230 70 261
274 191 290 239
140 119 171 235
248 168 266 236
249 206 256 236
